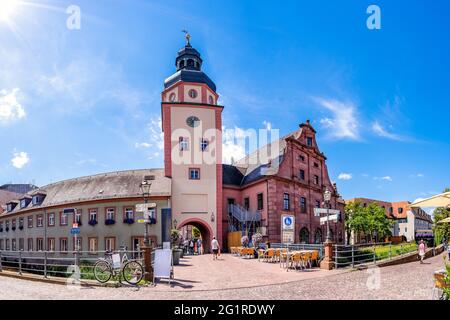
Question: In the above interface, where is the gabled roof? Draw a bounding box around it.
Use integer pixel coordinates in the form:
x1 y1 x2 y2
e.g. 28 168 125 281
0 169 171 216
223 128 307 187
0 190 22 214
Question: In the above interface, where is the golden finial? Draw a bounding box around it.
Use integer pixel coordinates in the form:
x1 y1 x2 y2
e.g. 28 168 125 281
182 30 191 45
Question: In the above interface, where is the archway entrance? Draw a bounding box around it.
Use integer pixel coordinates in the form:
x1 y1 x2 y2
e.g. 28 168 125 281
178 219 213 254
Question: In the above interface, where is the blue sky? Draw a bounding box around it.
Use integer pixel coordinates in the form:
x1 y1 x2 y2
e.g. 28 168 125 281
0 0 449 203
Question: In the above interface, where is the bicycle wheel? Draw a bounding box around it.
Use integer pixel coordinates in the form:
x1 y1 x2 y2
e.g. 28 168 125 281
93 260 112 283
122 260 144 285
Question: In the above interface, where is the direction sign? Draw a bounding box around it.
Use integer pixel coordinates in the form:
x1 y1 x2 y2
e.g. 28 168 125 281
70 228 80 235
135 203 157 213
319 214 340 225
314 208 341 217
137 219 149 224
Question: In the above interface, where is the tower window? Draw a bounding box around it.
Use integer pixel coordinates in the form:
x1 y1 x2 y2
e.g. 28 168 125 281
189 168 200 180
187 59 194 67
169 93 176 102
188 89 198 99
208 96 214 105
200 138 209 152
307 137 313 147
179 137 189 151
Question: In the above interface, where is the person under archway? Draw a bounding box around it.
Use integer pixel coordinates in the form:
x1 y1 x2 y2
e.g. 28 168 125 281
211 237 220 260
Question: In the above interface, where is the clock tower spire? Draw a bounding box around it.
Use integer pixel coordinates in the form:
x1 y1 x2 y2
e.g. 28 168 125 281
161 37 223 250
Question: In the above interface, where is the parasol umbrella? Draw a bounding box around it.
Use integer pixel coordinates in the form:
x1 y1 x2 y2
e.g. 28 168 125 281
410 192 450 208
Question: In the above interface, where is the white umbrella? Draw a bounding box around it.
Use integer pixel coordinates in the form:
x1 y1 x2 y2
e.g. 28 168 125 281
410 192 450 208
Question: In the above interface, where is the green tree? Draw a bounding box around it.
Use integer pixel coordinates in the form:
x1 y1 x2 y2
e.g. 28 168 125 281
344 201 366 244
345 201 394 244
365 203 394 242
433 187 450 245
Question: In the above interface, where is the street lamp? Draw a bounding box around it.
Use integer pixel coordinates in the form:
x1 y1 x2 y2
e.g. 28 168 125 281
323 187 332 242
140 180 151 246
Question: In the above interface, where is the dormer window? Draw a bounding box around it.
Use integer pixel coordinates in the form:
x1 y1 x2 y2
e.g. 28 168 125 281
6 202 17 212
20 197 31 209
32 194 45 206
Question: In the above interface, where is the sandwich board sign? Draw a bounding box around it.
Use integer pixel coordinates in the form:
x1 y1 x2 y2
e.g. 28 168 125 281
153 248 173 285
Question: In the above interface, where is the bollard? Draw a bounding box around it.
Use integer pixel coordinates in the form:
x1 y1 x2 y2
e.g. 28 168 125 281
19 250 22 275
141 245 154 282
351 246 355 268
44 251 48 278
0 251 2 272
389 243 392 260
320 240 334 270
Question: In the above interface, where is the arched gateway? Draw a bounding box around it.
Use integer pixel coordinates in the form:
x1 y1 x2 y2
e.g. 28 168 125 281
177 218 214 253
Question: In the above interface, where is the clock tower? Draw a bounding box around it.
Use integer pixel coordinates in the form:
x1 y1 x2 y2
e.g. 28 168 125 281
161 35 223 249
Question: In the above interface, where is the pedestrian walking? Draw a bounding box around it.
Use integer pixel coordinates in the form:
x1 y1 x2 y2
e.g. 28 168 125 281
418 240 426 263
189 239 194 255
211 237 220 260
197 238 202 255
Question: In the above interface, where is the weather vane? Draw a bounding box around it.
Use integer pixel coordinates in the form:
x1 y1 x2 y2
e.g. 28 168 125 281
182 30 191 45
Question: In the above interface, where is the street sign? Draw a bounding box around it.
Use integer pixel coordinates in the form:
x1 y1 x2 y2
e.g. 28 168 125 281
70 228 80 235
137 219 151 224
314 208 340 217
282 215 295 230
72 223 78 228
135 203 157 213
319 214 340 225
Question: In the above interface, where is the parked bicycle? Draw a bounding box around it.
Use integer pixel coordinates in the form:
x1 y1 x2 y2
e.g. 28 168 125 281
93 246 144 285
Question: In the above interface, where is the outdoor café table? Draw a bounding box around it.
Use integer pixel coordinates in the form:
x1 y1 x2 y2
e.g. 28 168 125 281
280 250 315 270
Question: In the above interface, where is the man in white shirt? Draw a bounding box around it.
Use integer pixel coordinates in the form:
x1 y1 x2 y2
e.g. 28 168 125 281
211 237 220 260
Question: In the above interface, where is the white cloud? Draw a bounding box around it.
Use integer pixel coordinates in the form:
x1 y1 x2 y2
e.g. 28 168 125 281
409 173 424 178
11 151 29 169
338 173 352 180
222 126 249 164
372 121 402 140
136 115 164 160
313 97 359 140
0 88 26 124
374 176 393 181
135 142 151 149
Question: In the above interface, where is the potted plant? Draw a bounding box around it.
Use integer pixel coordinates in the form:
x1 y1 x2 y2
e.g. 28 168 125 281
19 226 24 230
123 218 134 224
241 235 249 247
88 219 98 226
171 229 182 265
105 219 115 225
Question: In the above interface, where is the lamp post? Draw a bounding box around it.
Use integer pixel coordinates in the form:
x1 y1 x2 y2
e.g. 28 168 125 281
324 187 332 242
140 180 151 246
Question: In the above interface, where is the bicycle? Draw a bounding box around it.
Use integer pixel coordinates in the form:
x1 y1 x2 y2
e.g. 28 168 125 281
93 246 144 285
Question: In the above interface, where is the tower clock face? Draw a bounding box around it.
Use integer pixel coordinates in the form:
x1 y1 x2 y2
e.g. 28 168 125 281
186 116 200 127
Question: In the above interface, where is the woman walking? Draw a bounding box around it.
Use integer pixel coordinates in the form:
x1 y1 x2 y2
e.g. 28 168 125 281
418 240 426 263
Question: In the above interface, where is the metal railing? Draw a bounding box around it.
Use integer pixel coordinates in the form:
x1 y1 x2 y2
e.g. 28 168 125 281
332 242 418 268
0 249 144 280
229 204 262 222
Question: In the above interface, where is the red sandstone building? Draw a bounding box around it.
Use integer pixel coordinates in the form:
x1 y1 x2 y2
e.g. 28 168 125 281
160 36 345 249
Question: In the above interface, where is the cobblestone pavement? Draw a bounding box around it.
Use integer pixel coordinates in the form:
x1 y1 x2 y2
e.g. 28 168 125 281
0 253 445 300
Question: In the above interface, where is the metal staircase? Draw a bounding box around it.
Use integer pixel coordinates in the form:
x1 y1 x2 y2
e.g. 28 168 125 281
227 204 262 235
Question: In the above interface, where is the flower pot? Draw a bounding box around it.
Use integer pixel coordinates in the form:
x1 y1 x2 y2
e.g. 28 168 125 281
172 248 182 265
